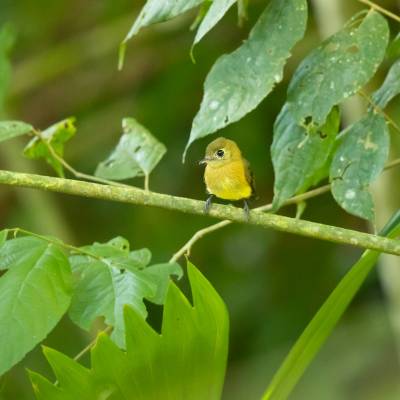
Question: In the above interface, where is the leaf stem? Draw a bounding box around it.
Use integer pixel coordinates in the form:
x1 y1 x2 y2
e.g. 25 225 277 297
358 91 400 134
358 0 400 24
8 227 103 261
1 169 400 256
74 326 113 362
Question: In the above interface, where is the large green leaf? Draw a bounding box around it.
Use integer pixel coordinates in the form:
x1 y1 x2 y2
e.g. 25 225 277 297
95 118 166 181
0 121 33 143
371 59 400 109
330 113 389 220
287 11 389 127
68 237 181 347
193 0 236 48
184 0 308 159
30 261 229 400
0 236 72 375
123 0 203 42
262 211 400 400
272 106 340 210
23 117 76 177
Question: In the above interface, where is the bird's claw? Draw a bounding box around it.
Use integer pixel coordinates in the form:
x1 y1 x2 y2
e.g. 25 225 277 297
204 195 214 214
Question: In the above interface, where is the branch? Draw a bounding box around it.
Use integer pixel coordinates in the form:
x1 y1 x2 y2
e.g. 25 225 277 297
169 185 330 263
1 169 400 256
170 159 400 262
358 0 400 23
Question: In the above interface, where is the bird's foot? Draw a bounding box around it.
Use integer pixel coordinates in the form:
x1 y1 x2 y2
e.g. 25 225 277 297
243 199 250 221
204 195 214 214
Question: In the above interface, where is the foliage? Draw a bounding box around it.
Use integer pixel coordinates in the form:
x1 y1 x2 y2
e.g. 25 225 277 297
263 210 400 399
0 232 181 375
1 0 400 399
29 262 229 400
68 237 181 347
184 0 308 158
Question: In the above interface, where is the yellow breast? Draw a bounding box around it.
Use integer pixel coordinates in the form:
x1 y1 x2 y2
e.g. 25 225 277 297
204 160 252 201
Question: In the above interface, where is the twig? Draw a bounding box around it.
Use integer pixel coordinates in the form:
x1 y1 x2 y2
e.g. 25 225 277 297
359 91 400 134
1 169 400 256
74 326 113 362
54 326 113 386
144 174 150 192
170 158 400 263
169 185 330 263
358 0 400 23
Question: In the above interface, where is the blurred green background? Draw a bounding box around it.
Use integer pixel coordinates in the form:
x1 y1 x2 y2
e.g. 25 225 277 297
1 0 400 399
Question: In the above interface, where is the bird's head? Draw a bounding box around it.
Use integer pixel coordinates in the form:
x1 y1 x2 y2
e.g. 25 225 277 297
199 137 242 168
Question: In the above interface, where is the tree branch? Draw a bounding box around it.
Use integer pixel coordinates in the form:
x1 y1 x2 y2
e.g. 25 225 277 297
1 169 400 256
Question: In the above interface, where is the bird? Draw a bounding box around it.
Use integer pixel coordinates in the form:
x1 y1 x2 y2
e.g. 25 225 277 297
199 137 255 219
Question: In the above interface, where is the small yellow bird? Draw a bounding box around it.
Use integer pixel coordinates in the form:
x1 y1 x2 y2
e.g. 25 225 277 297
199 137 255 218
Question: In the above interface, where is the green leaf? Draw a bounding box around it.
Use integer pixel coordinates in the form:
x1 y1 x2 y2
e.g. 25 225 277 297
0 121 33 143
272 106 340 210
184 0 308 159
371 59 400 109
0 236 72 375
330 113 389 220
142 262 183 304
68 237 180 347
122 0 203 42
31 261 229 400
95 117 166 181
23 118 76 177
387 32 400 59
262 210 400 400
193 0 236 48
69 260 155 348
287 11 389 127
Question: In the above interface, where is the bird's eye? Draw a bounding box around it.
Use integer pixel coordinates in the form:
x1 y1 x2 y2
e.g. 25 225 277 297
216 149 225 158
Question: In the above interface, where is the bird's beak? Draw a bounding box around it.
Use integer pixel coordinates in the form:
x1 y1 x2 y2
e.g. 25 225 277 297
199 157 211 165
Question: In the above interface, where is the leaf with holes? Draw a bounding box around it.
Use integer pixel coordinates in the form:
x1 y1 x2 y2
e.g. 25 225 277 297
0 121 33 143
372 59 400 109
30 261 229 400
184 0 308 159
95 118 166 181
330 113 389 220
287 10 389 127
272 106 340 210
193 0 236 48
0 236 72 375
68 237 181 347
23 118 76 177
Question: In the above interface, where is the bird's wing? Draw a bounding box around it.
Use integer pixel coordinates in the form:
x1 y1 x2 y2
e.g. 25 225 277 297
243 158 257 199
